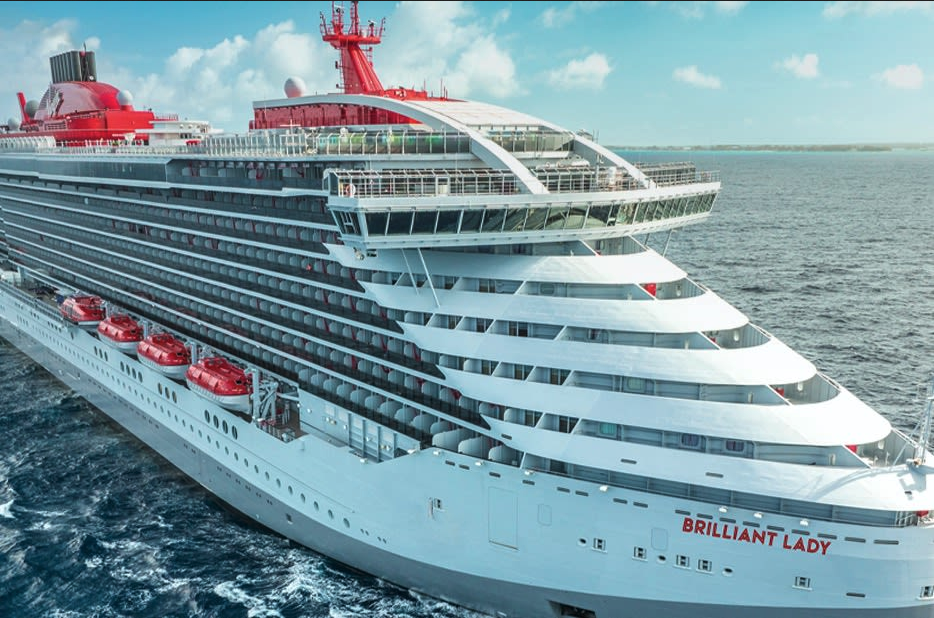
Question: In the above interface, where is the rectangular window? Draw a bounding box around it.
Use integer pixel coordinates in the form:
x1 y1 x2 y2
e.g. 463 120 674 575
921 586 934 599
338 211 358 235
508 321 529 337
593 538 606 552
625 376 645 392
598 422 617 437
558 416 577 434
794 576 811 590
698 559 712 573
681 433 702 448
633 547 647 560
676 555 690 568
550 368 569 385
725 440 746 453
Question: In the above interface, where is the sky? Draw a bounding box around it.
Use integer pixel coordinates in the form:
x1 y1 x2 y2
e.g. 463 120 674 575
1 0 933 146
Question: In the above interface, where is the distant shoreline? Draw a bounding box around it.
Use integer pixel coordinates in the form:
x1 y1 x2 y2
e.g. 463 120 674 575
609 143 934 153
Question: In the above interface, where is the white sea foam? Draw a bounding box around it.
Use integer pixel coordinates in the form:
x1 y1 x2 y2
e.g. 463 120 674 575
0 499 13 518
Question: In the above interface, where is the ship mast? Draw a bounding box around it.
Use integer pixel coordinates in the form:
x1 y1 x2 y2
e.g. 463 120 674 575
914 376 934 464
320 1 386 94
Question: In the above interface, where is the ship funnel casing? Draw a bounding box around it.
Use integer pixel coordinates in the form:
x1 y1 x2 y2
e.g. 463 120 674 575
49 50 97 83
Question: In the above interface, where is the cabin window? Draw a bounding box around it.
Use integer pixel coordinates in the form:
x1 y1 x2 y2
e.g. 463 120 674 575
725 440 746 453
365 212 389 235
921 586 934 599
676 555 690 568
633 547 647 560
698 559 712 573
794 576 811 590
624 377 645 392
681 433 702 449
593 538 606 552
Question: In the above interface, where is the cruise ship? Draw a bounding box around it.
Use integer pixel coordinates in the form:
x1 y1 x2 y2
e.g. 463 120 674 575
1 3 934 617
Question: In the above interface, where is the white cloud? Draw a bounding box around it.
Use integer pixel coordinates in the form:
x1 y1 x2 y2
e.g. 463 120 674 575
2 2 523 132
378 1 521 98
539 2 607 28
673 65 722 89
133 21 330 127
669 1 749 18
0 19 83 123
876 64 924 89
547 53 612 90
447 36 519 99
823 1 933 18
779 53 820 79
715 2 750 13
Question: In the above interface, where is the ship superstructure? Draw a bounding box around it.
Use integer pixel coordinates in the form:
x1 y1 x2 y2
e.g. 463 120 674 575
1 3 934 617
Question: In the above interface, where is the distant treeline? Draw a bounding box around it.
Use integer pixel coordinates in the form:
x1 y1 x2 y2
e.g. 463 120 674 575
612 143 934 152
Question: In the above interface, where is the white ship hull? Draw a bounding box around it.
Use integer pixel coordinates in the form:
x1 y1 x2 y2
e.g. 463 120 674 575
3 283 933 618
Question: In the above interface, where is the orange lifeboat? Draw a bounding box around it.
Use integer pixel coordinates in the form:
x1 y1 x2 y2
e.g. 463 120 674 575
96 314 143 353
185 356 252 412
59 294 105 328
136 333 190 379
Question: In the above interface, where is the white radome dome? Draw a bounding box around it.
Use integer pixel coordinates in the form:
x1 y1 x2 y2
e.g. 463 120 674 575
24 100 39 117
7 117 20 131
284 77 307 98
116 90 134 106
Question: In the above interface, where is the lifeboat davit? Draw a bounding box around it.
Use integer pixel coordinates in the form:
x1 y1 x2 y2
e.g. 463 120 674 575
96 314 143 353
185 357 252 412
137 333 191 379
59 294 105 328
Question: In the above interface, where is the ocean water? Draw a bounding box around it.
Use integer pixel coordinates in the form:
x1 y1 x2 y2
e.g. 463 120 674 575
1 151 933 617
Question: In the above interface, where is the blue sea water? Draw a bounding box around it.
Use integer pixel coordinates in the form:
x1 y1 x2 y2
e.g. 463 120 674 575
1 150 933 617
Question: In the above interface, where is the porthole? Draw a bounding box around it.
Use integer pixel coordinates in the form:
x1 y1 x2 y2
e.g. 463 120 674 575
204 410 210 422
222 420 228 434
213 415 219 428
172 392 177 403
288 486 293 495
224 446 229 455
265 471 270 480
328 509 334 520
244 458 249 467
343 518 350 528
232 426 238 440
254 465 259 474
313 501 320 511
198 430 202 438
301 493 306 503
276 479 281 488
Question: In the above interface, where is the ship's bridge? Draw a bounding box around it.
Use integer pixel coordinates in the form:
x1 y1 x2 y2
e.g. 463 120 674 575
255 95 721 250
